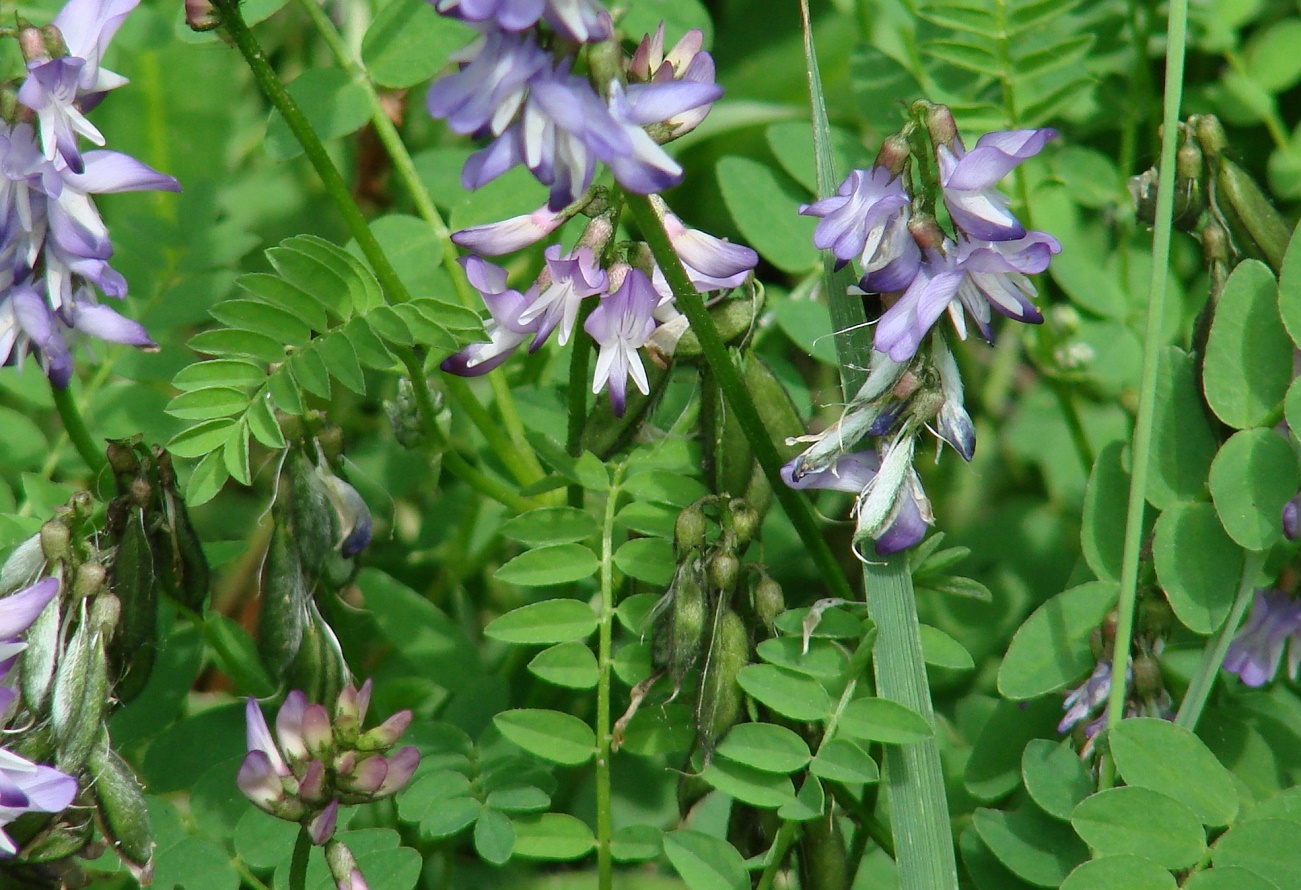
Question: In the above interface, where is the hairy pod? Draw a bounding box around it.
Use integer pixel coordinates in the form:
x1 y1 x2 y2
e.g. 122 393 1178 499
713 371 754 498
696 607 748 759
108 506 157 702
287 597 350 706
52 606 110 772
707 550 740 597
744 355 805 463
0 534 45 596
668 566 707 698
21 823 92 863
799 808 848 890
20 585 60 713
674 286 764 359
581 362 671 458
87 739 154 883
674 506 708 556
728 499 760 546
750 575 784 636
258 520 309 681
154 484 211 611
286 452 339 577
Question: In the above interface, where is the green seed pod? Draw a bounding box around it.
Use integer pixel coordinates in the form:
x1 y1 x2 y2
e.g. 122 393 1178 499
751 575 784 635
1132 653 1163 698
258 520 309 681
20 585 59 713
87 738 154 883
744 355 805 464
285 452 339 577
674 506 708 555
668 567 707 698
707 551 740 596
0 534 44 596
714 377 754 498
52 607 110 772
696 607 748 759
108 506 157 703
799 807 848 890
728 499 760 546
580 362 670 458
287 597 350 706
73 562 106 600
153 472 211 611
40 518 72 563
674 292 762 358
21 824 92 863
1217 156 1290 271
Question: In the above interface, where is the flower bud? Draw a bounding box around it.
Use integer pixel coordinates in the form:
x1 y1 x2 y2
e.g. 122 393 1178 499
40 519 72 563
357 709 412 751
320 474 372 558
333 680 372 745
1193 114 1228 160
74 561 107 600
907 214 946 251
309 800 339 846
302 704 335 759
1132 653 1163 698
185 0 221 31
922 102 959 151
376 746 420 796
337 752 387 795
298 759 328 803
17 25 50 64
875 134 911 177
326 840 369 890
1284 494 1301 540
751 576 784 634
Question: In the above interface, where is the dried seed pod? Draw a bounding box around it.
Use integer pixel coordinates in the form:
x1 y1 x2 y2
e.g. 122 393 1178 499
696 607 748 759
258 520 309 681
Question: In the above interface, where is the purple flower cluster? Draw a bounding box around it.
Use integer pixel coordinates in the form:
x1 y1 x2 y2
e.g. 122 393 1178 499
800 113 1059 363
238 682 419 847
1223 589 1301 687
425 6 721 209
0 579 78 856
1 0 179 388
443 190 756 415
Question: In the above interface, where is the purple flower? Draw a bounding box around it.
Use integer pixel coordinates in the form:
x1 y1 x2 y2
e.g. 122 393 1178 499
440 256 537 376
432 0 611 43
937 128 1057 241
873 242 965 362
425 30 550 138
17 0 139 172
654 201 756 293
1223 589 1301 687
626 26 717 138
1284 493 1300 540
516 245 607 348
584 268 658 416
1059 660 1113 734
800 167 913 279
0 748 78 857
451 204 566 255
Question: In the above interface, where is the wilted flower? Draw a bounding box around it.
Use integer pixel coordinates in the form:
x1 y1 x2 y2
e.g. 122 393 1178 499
1223 589 1301 687
1058 660 1114 734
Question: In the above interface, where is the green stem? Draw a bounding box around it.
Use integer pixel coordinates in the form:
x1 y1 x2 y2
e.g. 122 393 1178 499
567 302 596 508
624 194 854 602
865 554 959 890
289 826 311 890
291 0 546 487
51 383 108 479
595 463 626 890
756 822 800 890
1175 550 1265 730
1101 0 1190 789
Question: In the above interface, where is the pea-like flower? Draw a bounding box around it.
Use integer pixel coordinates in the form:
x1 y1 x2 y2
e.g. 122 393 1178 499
1223 589 1301 687
439 256 538 376
584 267 658 416
799 167 914 282
431 0 611 43
937 128 1057 241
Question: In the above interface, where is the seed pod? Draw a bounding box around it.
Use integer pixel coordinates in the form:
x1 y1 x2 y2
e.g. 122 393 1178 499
674 293 762 358
707 551 740 597
1133 653 1164 698
728 499 760 546
73 561 107 600
108 506 157 702
21 824 92 863
714 375 754 498
87 738 154 883
40 518 72 563
0 534 45 596
580 362 670 458
154 471 211 611
285 452 339 577
20 584 60 713
259 521 309 681
696 607 748 759
744 355 805 464
52 606 110 772
287 598 350 706
674 506 707 555
751 575 784 636
668 567 707 699
1217 156 1290 271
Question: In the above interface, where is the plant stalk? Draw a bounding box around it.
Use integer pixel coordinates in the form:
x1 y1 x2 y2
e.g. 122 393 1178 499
50 383 108 480
595 463 626 890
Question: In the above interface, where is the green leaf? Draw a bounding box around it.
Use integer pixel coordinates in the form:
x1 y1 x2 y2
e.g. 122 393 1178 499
614 537 675 586
615 501 678 538
1209 428 1299 551
266 68 371 162
168 418 238 459
209 299 312 346
172 359 266 392
1020 739 1094 821
972 804 1089 887
1072 787 1206 870
715 723 811 773
1184 867 1279 890
702 758 796 809
1110 718 1239 827
484 785 549 813
1213 819 1301 888
1204 260 1290 429
779 776 826 822
500 507 599 546
1081 440 1127 583
185 450 230 506
922 39 999 74
920 624 975 670
1280 221 1301 345
510 814 596 861
474 807 515 865
611 824 662 863
736 664 831 721
809 738 880 785
1060 855 1178 890
621 469 709 507
1153 502 1243 635
849 44 924 119
998 581 1119 699
663 829 748 890
493 709 595 765
165 387 250 421
359 215 446 298
836 696 933 744
964 697 1063 802
362 0 471 88
754 636 846 679
398 772 478 839
527 642 599 689
1245 20 1301 92
238 272 330 331
1147 347 1218 509
494 544 600 587
715 155 818 273
484 599 597 645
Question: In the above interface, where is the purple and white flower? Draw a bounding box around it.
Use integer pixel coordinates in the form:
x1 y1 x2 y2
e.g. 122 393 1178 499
517 244 607 348
425 30 550 139
431 0 611 43
584 267 658 416
649 202 757 298
627 26 716 137
1223 589 1301 687
800 167 914 280
0 748 79 857
451 204 567 255
18 0 139 173
439 256 537 376
937 127 1057 241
